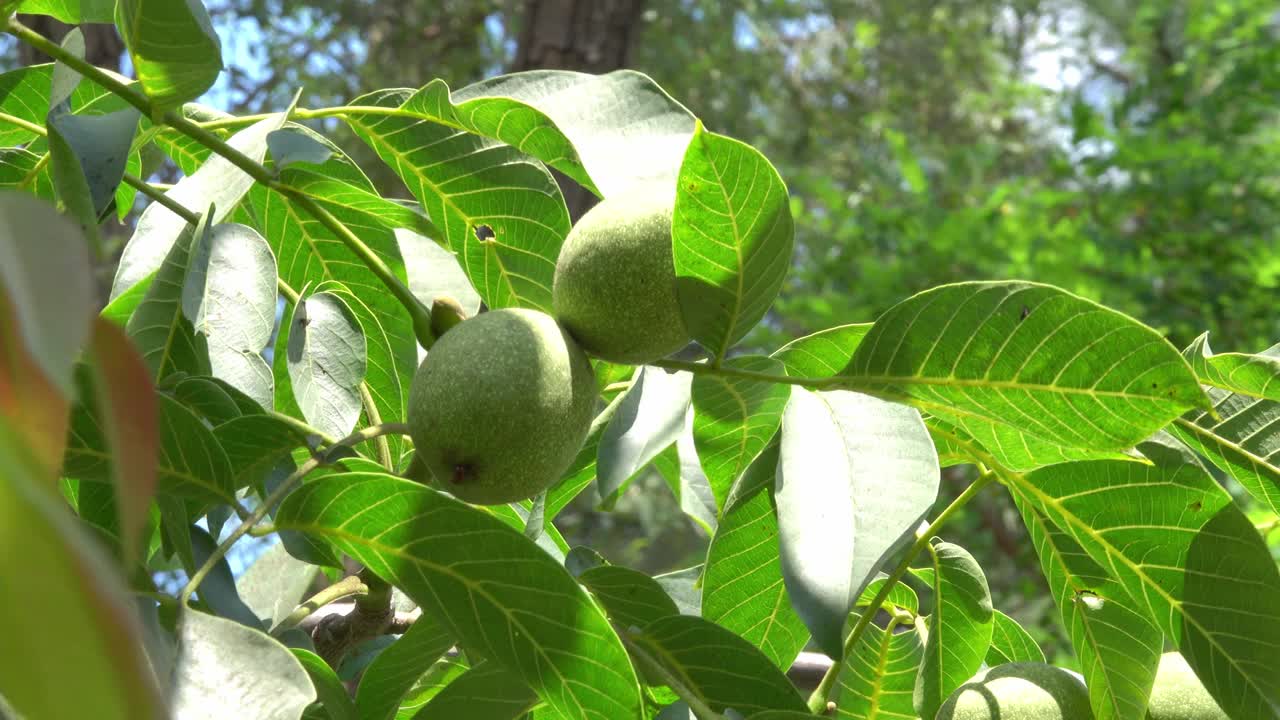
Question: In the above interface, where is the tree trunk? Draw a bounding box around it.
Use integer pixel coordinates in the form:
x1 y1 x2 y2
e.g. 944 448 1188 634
17 15 124 70
511 0 647 220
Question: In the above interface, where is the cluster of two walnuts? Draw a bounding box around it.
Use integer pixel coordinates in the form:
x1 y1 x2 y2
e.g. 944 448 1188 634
407 188 683 505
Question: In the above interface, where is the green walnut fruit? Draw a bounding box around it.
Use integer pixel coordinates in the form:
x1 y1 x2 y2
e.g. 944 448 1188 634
1146 652 1227 720
407 308 596 505
552 188 689 364
937 663 1094 720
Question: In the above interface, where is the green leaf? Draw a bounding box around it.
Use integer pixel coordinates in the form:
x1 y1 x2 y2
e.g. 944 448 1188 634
843 281 1211 451
0 427 164 720
286 291 368 440
275 472 643 720
214 414 307 490
985 610 1045 666
170 609 315 718
927 414 1136 473
408 70 696 197
354 612 454 720
703 441 809 670
294 648 358 720
183 223 277 408
115 0 223 108
67 385 236 503
578 565 680 631
672 124 794 359
47 103 138 217
913 541 994 720
172 374 261 424
1013 496 1161 720
771 323 874 378
15 0 114 22
113 114 284 299
1184 333 1280 401
655 565 703 617
0 147 56 199
855 575 919 615
125 209 211 382
252 172 416 459
1011 460 1280 719
346 88 570 312
0 63 136 146
691 356 790 511
237 541 321 630
396 226 482 316
598 366 691 499
831 614 924 720
390 655 470 719
1168 352 1280 516
626 614 809 716
407 660 537 720
776 388 939 657
0 192 93 397
269 129 334 171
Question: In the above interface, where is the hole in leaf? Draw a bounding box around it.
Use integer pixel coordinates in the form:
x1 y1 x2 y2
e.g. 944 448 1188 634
474 224 495 242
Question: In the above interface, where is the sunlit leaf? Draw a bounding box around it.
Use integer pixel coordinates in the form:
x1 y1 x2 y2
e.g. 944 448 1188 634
703 441 809 670
286 291 367 440
126 208 211 381
913 541 994 720
691 355 790 510
115 0 223 108
771 323 873 378
832 613 923 720
1169 345 1280 515
843 282 1211 451
15 0 115 22
673 124 794 359
405 70 696 197
113 114 284 299
598 365 692 499
1013 496 1161 720
985 610 1045 667
275 472 643 720
776 387 939 657
346 89 569 312
1011 460 1280 719
408 660 537 720
1184 333 1280 401
170 609 315 719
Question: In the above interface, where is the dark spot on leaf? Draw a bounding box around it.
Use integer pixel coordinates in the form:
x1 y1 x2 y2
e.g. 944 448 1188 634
451 464 474 484
1188 500 1203 511
686 182 698 192
474 224 495 242
1019 305 1030 321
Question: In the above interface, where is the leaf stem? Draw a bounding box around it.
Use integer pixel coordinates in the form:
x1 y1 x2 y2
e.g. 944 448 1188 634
177 422 410 607
0 110 47 136
5 16 435 349
805 469 999 713
270 574 369 636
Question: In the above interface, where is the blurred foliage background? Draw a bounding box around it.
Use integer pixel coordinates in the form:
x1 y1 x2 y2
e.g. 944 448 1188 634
7 0 1278 664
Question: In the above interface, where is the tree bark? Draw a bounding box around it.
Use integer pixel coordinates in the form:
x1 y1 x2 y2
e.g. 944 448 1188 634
511 0 647 220
17 15 124 71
